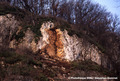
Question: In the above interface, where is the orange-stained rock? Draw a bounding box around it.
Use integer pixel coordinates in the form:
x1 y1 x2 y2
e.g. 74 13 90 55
0 14 114 70
45 30 56 57
40 28 64 58
55 29 64 58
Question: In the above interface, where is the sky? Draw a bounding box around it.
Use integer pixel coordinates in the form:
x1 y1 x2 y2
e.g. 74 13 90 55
92 0 120 18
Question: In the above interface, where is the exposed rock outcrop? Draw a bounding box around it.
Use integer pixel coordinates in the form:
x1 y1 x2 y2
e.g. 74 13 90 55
0 14 19 46
36 22 101 66
0 14 113 70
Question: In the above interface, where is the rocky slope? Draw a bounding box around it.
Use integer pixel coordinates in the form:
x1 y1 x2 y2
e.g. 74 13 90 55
0 14 118 81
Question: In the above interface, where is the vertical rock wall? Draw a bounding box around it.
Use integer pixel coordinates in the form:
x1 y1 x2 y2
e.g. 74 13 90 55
36 22 102 65
61 30 101 65
0 14 113 70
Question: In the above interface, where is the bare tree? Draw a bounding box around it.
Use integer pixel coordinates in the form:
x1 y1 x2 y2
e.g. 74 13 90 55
110 15 120 32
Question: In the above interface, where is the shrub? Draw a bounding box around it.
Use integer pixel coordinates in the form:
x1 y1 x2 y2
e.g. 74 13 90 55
0 51 12 58
14 30 25 41
8 64 21 75
20 65 34 76
87 36 105 53
4 53 23 64
68 30 76 36
0 65 6 78
0 50 24 64
35 74 48 81
4 55 22 64
71 60 113 76
55 19 71 31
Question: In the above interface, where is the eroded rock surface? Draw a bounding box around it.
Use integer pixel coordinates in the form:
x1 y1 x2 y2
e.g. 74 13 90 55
38 22 64 58
37 22 102 65
0 14 19 46
62 30 101 64
0 14 113 70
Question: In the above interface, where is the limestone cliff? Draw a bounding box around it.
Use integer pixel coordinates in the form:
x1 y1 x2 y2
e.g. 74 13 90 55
0 14 113 70
0 14 118 81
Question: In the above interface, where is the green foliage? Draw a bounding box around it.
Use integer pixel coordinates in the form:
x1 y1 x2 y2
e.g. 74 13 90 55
9 64 21 75
20 65 34 76
96 43 105 53
22 57 42 67
58 23 70 31
71 60 114 76
0 51 12 58
0 50 42 67
20 16 56 43
0 65 6 78
68 30 75 36
4 55 22 64
30 16 55 37
7 64 33 76
39 16 55 23
68 30 82 37
34 36 40 44
71 60 101 71
0 51 23 64
14 30 25 41
22 23 42 43
0 49 46 80
6 63 48 80
55 19 71 31
35 74 49 81
87 36 105 53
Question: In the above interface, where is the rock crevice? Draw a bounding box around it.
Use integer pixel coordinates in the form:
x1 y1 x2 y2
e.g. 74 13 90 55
39 23 65 58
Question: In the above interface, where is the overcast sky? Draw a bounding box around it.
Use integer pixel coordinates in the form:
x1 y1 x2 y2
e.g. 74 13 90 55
92 0 120 18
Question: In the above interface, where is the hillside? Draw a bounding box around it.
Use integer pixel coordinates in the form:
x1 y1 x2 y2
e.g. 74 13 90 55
0 1 120 81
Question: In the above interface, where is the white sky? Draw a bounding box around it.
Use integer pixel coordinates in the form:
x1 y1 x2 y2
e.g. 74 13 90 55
92 0 120 18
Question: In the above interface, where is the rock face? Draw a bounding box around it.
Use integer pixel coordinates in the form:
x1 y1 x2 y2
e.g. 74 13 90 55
17 28 37 52
62 30 101 64
0 14 19 46
35 22 101 65
38 23 65 58
0 14 113 69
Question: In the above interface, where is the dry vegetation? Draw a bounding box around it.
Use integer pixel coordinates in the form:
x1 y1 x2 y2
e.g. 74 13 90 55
0 0 120 80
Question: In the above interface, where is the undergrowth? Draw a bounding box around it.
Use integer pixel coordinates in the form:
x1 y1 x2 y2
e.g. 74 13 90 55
71 60 115 77
0 49 48 81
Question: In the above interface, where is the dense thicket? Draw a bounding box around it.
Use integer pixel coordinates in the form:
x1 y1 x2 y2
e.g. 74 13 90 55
0 0 120 77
